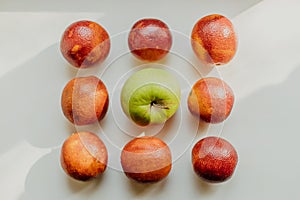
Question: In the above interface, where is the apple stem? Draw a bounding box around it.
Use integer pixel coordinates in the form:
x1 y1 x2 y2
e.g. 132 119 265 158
151 101 169 109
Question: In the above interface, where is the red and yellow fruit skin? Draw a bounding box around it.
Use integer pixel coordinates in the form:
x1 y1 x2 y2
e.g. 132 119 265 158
128 18 172 61
191 14 237 65
60 20 110 68
121 136 172 183
61 76 109 126
187 77 234 123
192 136 238 183
61 132 108 181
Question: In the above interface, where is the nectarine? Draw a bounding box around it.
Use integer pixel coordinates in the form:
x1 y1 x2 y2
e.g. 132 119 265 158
192 136 238 183
61 132 108 181
128 18 172 61
121 136 172 183
60 20 110 68
191 14 237 65
61 76 109 126
187 77 234 123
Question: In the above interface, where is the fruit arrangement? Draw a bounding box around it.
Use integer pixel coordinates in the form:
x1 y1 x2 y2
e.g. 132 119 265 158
58 14 238 187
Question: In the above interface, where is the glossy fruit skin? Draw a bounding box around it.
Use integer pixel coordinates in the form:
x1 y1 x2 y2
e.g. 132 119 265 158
128 18 172 61
60 20 110 68
192 136 238 183
191 14 237 65
61 132 108 181
187 77 234 123
121 136 172 183
61 76 109 126
121 68 181 126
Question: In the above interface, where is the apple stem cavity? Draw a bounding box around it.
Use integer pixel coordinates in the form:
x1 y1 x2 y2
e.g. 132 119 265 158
151 101 169 110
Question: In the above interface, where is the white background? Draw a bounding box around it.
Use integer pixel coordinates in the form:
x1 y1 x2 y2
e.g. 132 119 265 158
1 0 300 199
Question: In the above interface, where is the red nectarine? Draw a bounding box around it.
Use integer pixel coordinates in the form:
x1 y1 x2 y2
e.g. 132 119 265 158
61 132 108 181
191 14 237 65
60 20 110 68
121 136 172 183
128 18 172 61
61 76 109 126
187 77 234 123
192 136 238 183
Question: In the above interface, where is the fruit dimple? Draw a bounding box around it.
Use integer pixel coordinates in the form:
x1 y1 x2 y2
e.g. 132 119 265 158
151 101 169 110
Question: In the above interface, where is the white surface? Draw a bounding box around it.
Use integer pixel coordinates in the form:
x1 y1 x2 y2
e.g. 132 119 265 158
1 0 300 199
0 12 104 77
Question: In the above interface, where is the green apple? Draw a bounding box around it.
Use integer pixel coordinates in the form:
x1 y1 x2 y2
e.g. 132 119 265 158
121 68 181 126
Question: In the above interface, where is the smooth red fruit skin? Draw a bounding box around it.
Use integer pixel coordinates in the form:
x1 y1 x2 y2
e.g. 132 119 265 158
121 136 172 183
128 18 172 61
191 14 237 65
61 76 109 126
60 20 110 68
192 136 238 183
187 77 234 123
61 132 108 181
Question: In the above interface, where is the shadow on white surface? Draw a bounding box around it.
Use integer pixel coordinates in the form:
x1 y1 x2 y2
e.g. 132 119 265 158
3 38 300 200
3 36 300 200
18 149 108 200
0 44 73 152
127 178 168 196
5 1 294 199
0 42 205 199
220 65 300 199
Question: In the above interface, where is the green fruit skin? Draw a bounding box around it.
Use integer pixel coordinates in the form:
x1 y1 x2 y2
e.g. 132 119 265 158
121 68 181 126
